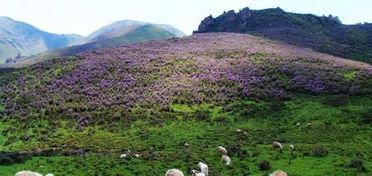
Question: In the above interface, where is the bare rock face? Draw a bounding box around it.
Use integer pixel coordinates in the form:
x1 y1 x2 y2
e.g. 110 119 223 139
240 7 252 19
198 16 215 32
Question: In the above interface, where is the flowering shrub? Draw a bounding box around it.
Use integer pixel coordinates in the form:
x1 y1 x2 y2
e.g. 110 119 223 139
0 33 371 126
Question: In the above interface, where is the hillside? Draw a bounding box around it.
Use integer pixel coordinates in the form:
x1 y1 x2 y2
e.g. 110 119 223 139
0 33 371 175
0 17 83 64
86 19 185 42
5 25 177 68
194 7 372 64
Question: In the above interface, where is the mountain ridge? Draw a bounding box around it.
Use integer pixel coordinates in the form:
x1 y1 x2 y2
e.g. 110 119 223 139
0 16 84 63
0 18 185 65
86 19 185 42
194 7 372 64
2 24 177 68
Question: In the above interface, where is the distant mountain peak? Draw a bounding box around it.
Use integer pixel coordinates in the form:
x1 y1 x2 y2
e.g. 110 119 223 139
0 16 84 64
86 19 185 42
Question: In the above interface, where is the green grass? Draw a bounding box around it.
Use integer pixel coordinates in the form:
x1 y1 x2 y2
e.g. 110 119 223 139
344 71 357 80
0 95 371 175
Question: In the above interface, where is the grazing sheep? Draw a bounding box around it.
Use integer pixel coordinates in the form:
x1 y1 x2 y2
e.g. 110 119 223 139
295 122 301 127
15 171 42 176
165 169 184 176
198 162 209 176
184 143 189 147
134 154 140 158
243 131 248 135
289 145 295 151
273 141 283 150
191 170 206 176
217 146 228 155
120 153 128 158
221 155 232 165
120 150 132 158
270 170 288 176
236 129 242 133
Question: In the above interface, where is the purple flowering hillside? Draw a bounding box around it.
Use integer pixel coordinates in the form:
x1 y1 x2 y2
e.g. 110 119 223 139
0 33 371 175
2 33 371 118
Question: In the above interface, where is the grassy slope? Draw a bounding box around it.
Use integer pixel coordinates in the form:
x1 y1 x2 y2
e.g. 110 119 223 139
0 95 371 175
0 33 371 175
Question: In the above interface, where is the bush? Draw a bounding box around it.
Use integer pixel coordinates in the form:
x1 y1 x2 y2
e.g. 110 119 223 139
252 151 260 157
360 110 372 124
193 110 210 121
0 152 30 165
347 158 367 172
258 160 271 170
347 158 363 168
312 147 328 157
322 95 348 107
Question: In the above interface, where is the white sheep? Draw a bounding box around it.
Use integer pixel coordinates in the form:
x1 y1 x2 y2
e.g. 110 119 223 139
236 129 242 133
134 154 140 158
15 171 42 176
273 141 283 150
270 170 288 176
198 162 209 176
165 169 184 176
191 170 206 176
120 150 132 158
221 155 231 165
120 153 128 158
289 145 295 151
217 146 228 155
295 122 300 127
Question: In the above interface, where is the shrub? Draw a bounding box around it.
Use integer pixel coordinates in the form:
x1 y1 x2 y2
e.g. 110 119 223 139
322 95 348 107
227 142 242 155
312 147 328 157
258 160 271 170
193 110 210 121
252 151 260 157
0 152 30 165
360 110 372 124
347 158 364 168
347 158 367 172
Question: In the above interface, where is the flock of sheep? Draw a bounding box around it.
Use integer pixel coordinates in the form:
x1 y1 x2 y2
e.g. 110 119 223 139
164 141 292 176
13 139 294 176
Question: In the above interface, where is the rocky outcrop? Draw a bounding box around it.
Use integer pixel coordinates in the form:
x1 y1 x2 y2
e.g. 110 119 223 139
194 7 372 64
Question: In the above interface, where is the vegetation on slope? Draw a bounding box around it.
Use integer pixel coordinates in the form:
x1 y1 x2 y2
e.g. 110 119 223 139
194 7 372 64
0 33 371 175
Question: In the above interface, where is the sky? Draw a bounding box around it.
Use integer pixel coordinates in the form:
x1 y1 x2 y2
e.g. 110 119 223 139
0 0 371 36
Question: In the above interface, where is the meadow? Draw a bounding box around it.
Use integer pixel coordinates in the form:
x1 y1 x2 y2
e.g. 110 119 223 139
0 33 371 175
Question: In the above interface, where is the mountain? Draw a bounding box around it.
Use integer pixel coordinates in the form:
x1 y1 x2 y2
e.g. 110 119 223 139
0 17 84 64
194 7 372 64
86 19 185 42
0 33 371 175
1 19 184 68
5 24 177 68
